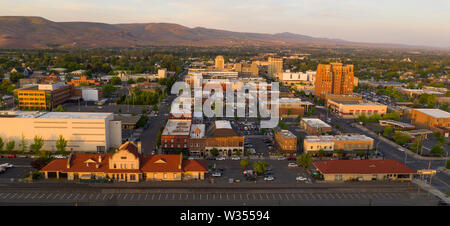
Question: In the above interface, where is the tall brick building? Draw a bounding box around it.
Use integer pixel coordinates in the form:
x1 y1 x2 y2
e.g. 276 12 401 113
314 63 354 99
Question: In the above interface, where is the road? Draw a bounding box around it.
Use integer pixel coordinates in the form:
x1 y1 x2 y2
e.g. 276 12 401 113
140 70 187 154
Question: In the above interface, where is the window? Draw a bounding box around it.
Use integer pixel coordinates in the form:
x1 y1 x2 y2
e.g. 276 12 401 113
121 157 127 159
113 164 117 169
335 174 342 181
163 173 167 179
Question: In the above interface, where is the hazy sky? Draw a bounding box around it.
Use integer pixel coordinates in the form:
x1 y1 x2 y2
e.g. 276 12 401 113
1 0 450 47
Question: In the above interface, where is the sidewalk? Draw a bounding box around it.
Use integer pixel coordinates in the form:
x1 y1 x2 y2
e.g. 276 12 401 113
412 179 450 204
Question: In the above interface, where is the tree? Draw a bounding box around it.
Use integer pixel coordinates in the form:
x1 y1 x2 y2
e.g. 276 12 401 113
393 132 410 145
102 84 116 98
446 160 450 170
19 134 27 152
136 114 149 128
383 126 394 137
240 159 250 168
0 137 3 151
55 135 67 152
235 150 241 156
253 161 269 175
127 78 135 84
30 136 44 153
296 154 313 169
9 72 24 83
152 104 159 112
6 140 15 152
30 157 51 170
335 149 344 158
430 144 445 156
210 148 219 157
410 139 422 154
110 76 122 85
317 148 325 158
54 105 64 112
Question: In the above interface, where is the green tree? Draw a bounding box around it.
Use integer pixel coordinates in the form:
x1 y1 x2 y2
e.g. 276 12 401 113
253 161 269 175
410 139 422 154
430 144 445 156
383 126 395 137
6 140 15 152
210 148 219 157
54 105 64 112
317 148 325 158
240 159 250 168
55 135 67 152
393 132 410 145
152 104 159 112
110 76 122 85
335 149 344 158
446 160 450 170
102 84 116 98
0 137 3 151
296 154 313 169
19 134 27 152
9 72 24 83
30 136 44 153
235 150 242 156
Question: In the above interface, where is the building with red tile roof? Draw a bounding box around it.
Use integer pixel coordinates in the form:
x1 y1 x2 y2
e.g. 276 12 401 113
313 159 415 182
40 141 208 182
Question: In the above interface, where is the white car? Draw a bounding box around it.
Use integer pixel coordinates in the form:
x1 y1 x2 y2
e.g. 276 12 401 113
264 176 275 181
277 157 286 160
296 176 308 181
212 172 222 177
231 156 241 160
288 163 298 168
0 163 13 168
216 157 226 161
53 155 67 159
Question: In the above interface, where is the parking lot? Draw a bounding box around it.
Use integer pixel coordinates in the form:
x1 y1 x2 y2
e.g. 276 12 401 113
0 158 33 181
206 159 312 184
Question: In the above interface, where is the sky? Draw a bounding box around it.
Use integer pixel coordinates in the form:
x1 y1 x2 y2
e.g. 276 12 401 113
1 0 450 48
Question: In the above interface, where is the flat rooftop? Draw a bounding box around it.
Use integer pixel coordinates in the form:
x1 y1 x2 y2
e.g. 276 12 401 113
0 111 112 119
162 119 192 136
302 118 332 128
413 109 450 118
330 99 385 106
215 120 232 129
305 134 373 143
278 129 296 139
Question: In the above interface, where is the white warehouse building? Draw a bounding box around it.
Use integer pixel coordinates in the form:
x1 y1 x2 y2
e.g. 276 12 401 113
0 111 122 152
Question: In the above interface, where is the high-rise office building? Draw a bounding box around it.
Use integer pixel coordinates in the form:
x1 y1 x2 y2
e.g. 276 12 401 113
215 55 224 70
268 57 283 78
314 63 354 99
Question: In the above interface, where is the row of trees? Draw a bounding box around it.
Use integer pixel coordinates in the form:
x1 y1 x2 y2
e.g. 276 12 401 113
0 135 67 153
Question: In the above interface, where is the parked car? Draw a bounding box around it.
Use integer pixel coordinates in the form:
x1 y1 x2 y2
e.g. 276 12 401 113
0 163 13 168
264 176 275 181
296 176 308 181
0 166 6 173
7 155 16 158
212 172 222 177
277 156 286 160
288 163 298 168
246 176 256 181
53 155 67 159
287 157 297 161
216 157 226 161
231 156 241 160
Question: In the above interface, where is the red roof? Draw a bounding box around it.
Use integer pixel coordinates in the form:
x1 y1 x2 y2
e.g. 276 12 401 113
41 153 208 173
313 160 416 174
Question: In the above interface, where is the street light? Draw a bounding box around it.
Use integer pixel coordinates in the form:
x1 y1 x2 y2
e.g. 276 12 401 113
399 148 407 164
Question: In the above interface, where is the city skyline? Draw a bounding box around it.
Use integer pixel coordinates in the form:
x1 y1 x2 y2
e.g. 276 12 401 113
0 0 449 48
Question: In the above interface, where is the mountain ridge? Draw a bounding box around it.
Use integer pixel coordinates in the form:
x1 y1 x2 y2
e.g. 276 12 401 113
0 16 443 50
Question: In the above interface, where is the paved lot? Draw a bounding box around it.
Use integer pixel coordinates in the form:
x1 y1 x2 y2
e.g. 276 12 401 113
0 158 33 180
0 190 438 206
207 159 312 184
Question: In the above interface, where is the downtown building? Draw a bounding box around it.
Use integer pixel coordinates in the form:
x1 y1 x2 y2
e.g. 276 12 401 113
314 63 354 99
14 82 73 111
0 111 122 152
303 134 374 156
